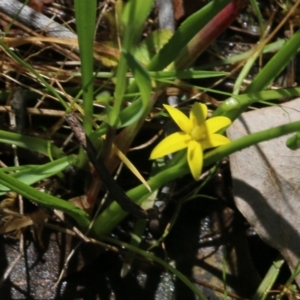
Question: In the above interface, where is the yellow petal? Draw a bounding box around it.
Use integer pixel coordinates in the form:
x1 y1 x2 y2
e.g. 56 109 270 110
187 140 203 180
190 102 207 127
201 134 231 150
163 104 192 133
150 132 190 159
205 116 231 134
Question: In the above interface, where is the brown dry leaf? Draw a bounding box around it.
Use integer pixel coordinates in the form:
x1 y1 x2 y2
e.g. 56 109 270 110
227 98 300 286
0 209 48 235
68 195 91 212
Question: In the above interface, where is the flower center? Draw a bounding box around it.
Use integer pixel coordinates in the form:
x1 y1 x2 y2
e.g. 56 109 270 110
190 125 206 141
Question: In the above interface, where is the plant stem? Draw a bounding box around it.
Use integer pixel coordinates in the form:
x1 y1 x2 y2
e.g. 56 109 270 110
93 119 300 236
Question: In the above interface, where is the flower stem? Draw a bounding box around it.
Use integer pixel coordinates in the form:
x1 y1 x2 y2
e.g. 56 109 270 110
204 119 300 166
92 119 300 236
92 156 187 236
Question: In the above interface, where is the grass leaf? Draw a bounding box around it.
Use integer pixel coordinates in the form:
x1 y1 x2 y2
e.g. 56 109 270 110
0 130 65 158
0 171 90 230
74 0 96 165
121 51 151 127
0 156 76 195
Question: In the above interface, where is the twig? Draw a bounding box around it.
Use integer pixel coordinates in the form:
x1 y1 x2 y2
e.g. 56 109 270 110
0 252 22 287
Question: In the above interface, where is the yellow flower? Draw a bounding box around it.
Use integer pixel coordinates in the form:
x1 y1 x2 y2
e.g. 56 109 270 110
150 103 231 180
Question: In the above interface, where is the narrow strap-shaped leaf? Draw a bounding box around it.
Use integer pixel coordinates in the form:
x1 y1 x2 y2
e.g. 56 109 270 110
0 155 76 195
0 171 90 230
0 130 65 158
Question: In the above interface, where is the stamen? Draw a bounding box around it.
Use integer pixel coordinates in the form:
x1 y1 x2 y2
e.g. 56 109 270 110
190 125 206 141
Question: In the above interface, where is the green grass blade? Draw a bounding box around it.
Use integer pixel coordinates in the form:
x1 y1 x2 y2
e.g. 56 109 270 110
111 54 127 127
121 0 155 49
150 70 228 80
0 171 90 230
213 87 300 118
252 256 284 300
0 130 65 158
118 98 145 126
250 0 264 35
111 0 155 127
133 29 173 65
120 51 151 127
74 0 96 165
0 155 75 195
204 119 300 167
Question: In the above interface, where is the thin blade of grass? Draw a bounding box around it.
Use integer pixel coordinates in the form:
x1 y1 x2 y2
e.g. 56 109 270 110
121 51 152 127
74 0 96 166
150 70 228 80
112 144 151 192
121 0 155 48
252 256 285 300
0 171 90 230
0 130 65 158
0 156 75 195
111 0 155 127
